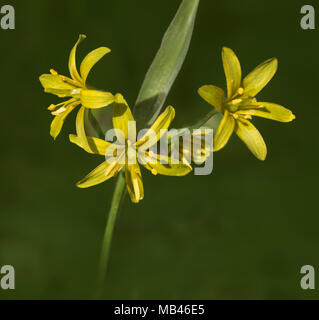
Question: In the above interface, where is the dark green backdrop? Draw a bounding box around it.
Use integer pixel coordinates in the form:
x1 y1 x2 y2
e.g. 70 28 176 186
0 0 317 299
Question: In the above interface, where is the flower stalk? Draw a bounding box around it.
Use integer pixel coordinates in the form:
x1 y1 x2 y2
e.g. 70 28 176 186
96 170 126 297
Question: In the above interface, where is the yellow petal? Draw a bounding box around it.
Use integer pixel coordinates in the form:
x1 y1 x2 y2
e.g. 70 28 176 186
213 111 235 151
140 152 192 176
235 118 267 161
198 85 224 113
75 106 91 153
125 164 144 203
39 74 76 96
243 58 278 97
238 102 295 122
69 134 112 156
76 161 124 188
136 105 175 149
68 34 86 84
80 47 111 85
80 89 114 109
222 47 242 99
112 93 134 141
50 100 80 139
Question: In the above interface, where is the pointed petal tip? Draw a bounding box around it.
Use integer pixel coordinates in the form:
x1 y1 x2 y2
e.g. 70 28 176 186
69 134 75 142
76 181 85 188
102 46 111 54
198 85 208 94
222 46 232 52
50 132 58 140
221 46 237 60
114 93 126 104
167 105 175 117
270 57 278 70
257 151 267 161
257 143 267 161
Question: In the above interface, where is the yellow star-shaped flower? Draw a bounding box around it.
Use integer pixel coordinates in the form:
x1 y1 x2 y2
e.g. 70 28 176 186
69 94 192 203
39 34 114 140
198 47 295 160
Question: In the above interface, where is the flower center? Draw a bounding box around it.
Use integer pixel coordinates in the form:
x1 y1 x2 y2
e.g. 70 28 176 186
71 88 82 97
225 98 242 113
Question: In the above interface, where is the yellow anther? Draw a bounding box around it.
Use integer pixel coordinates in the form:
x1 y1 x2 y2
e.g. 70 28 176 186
48 101 65 111
50 69 58 75
114 93 124 104
232 98 242 105
149 150 155 157
151 169 158 175
232 113 239 119
52 106 66 116
237 87 244 95
252 98 257 103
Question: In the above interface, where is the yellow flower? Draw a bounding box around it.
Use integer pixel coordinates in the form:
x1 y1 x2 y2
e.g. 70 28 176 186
39 34 114 140
198 47 295 160
69 94 192 203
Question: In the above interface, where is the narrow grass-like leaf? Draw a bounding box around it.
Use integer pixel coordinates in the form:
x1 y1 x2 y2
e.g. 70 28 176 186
134 0 200 128
85 0 200 137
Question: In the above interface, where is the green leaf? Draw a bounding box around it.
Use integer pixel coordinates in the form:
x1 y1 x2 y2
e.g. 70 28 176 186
133 0 200 129
85 0 200 137
189 109 222 132
84 107 113 139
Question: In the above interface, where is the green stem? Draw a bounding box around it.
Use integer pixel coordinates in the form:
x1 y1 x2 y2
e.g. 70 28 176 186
96 170 126 297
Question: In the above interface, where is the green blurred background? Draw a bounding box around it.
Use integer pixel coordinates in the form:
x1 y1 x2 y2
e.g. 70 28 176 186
0 0 317 299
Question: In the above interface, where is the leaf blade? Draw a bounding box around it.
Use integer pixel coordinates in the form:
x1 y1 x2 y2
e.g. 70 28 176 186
133 0 200 128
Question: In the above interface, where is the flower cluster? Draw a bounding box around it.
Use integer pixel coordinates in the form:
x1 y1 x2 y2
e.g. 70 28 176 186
39 37 295 202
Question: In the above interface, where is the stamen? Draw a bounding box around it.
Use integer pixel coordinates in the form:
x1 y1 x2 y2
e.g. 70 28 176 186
52 106 66 116
232 98 242 105
50 69 58 75
149 150 155 158
151 169 158 175
48 101 65 111
70 88 81 95
232 113 239 119
237 87 244 95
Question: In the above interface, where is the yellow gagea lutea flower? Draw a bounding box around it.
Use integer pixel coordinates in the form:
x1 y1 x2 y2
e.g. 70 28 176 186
198 47 295 160
69 94 192 203
39 34 114 139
